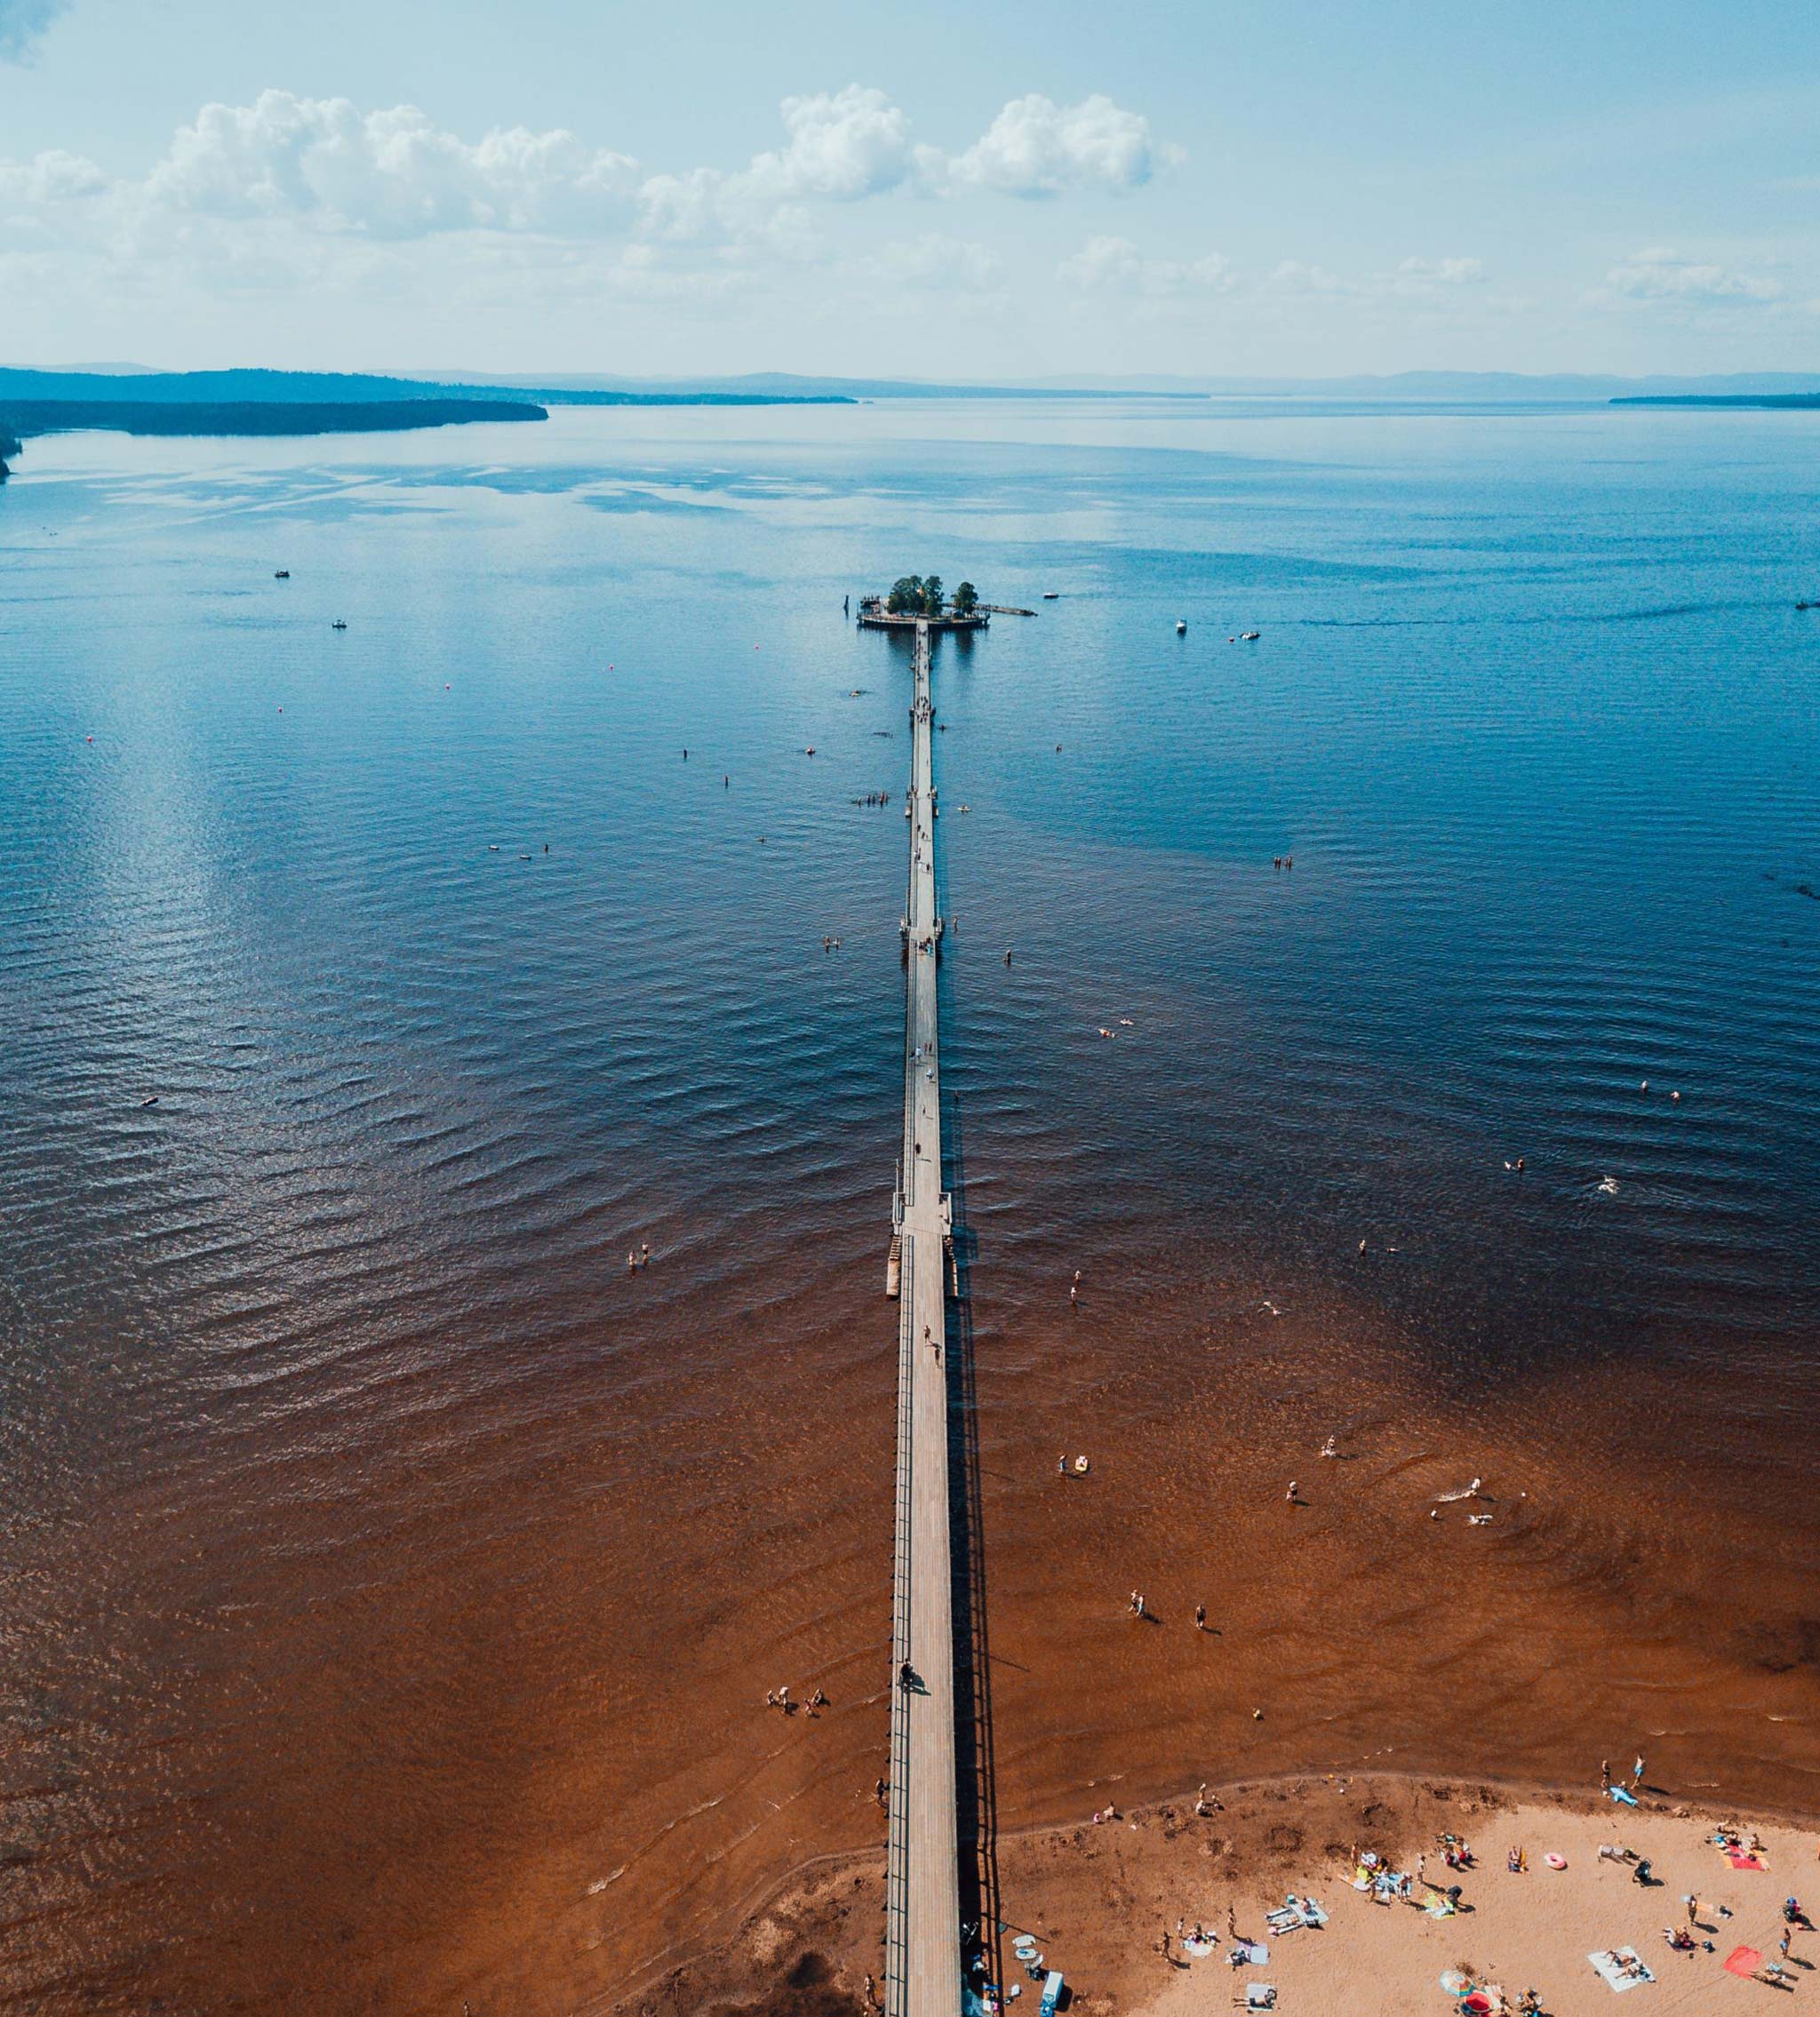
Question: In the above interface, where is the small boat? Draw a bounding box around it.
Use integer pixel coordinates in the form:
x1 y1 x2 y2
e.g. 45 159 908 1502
274 570 290 579
331 619 347 630
1175 618 1186 635
1800 600 1814 610
1042 592 1059 600
1240 629 1261 642
140 1096 159 1107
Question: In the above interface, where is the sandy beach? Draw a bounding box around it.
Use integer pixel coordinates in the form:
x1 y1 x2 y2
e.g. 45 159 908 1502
632 1774 1818 2017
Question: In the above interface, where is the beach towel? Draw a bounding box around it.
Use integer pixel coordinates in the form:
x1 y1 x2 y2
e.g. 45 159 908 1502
1723 1947 1763 1979
1608 1785 1640 1806
1424 1894 1458 1919
1589 1948 1656 1992
1726 1850 1767 1870
1242 1989 1276 2012
1227 1942 1268 1965
1181 1935 1217 1958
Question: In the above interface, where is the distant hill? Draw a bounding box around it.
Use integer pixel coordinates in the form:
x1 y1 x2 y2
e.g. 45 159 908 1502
436 369 1187 402
1010 370 1820 401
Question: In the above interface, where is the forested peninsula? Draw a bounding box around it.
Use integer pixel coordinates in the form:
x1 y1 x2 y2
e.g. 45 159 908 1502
0 366 853 478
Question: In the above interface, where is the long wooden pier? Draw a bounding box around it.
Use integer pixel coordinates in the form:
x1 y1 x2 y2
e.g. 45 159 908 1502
882 618 962 2017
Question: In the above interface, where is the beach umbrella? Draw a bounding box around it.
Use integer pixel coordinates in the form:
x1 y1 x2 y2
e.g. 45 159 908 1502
1437 1971 1471 1997
1723 1946 1762 1978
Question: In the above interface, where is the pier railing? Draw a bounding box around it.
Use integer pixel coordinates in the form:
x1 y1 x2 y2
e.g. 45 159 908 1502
883 1240 916 2017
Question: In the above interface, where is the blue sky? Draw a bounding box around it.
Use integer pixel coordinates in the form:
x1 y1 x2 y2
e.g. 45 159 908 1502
2 0 1816 376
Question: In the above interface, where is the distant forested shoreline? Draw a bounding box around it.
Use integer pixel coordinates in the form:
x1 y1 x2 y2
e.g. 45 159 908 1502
0 365 856 478
0 399 545 475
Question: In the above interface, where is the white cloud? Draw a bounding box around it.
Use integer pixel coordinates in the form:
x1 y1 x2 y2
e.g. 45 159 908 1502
751 87 917 201
0 82 1178 340
0 148 108 203
52 84 1174 260
1058 235 1231 295
1597 247 1782 307
146 92 641 238
949 94 1177 197
1392 256 1486 289
0 0 67 61
863 232 1002 289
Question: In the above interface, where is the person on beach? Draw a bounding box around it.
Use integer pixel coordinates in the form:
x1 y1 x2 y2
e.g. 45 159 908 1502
1194 1604 1207 1630
1600 1759 1611 1792
807 1687 827 1714
1285 1479 1298 1502
875 1776 888 1808
1130 1591 1147 1619
1632 1755 1645 1788
1226 1903 1240 1940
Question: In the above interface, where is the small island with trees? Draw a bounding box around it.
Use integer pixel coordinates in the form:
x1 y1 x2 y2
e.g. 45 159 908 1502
857 576 987 631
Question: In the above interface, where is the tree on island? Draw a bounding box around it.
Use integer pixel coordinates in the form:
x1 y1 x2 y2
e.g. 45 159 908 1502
886 574 946 616
952 581 978 615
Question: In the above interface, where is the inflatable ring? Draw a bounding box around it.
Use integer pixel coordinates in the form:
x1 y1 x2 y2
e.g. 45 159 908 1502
1545 1853 1567 1870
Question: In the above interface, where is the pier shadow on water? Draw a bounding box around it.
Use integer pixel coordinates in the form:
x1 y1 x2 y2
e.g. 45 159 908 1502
943 1089 1002 1999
